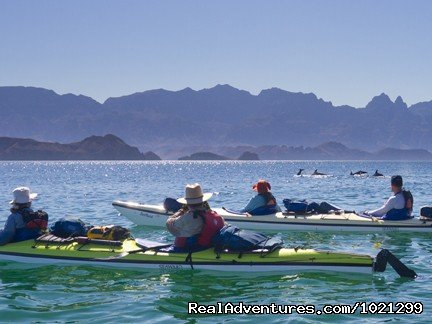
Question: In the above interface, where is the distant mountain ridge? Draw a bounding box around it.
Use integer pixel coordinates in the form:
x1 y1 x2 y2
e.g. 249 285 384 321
178 152 230 161
185 142 432 161
178 151 260 160
0 134 161 160
1 85 432 153
0 134 429 160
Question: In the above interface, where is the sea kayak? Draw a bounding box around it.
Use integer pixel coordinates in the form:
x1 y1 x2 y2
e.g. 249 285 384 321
112 200 432 233
0 235 415 277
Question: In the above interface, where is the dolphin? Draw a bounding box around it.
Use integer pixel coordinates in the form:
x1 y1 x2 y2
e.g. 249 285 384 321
373 170 384 177
351 170 368 176
297 168 304 176
312 169 327 176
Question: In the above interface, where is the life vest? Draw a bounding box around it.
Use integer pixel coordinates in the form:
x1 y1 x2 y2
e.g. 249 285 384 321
259 192 277 206
12 209 48 242
20 209 48 231
384 190 413 220
402 190 413 213
174 210 225 249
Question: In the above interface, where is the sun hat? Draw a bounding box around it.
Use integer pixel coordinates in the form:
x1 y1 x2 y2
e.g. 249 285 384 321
176 183 213 205
253 180 271 194
10 187 38 204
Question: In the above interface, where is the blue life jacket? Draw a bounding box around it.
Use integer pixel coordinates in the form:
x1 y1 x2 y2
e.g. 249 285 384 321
382 190 413 221
382 208 412 221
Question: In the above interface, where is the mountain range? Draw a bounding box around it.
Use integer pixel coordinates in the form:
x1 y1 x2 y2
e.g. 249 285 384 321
1 85 431 158
0 134 429 160
215 142 432 161
0 134 161 160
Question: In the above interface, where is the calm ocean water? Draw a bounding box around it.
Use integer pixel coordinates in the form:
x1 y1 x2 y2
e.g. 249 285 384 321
0 161 431 322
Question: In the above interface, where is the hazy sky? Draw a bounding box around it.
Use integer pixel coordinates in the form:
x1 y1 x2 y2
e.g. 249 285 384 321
0 0 431 106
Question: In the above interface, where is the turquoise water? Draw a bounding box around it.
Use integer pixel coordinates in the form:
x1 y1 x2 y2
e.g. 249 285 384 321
0 161 431 322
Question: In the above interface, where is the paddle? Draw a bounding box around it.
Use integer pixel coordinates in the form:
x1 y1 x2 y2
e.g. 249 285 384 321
222 207 253 217
222 207 247 215
374 249 417 279
75 236 123 247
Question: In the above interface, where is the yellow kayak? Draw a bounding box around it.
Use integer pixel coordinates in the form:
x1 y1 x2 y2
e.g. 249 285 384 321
0 236 416 278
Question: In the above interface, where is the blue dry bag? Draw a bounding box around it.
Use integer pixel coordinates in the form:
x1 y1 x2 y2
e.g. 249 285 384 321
50 216 89 238
421 206 432 219
283 199 309 213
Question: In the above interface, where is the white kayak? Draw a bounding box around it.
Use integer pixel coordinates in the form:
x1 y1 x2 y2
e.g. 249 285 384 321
112 200 432 233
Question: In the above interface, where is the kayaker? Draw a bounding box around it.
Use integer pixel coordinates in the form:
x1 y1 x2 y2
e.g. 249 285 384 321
240 180 281 214
166 183 225 250
0 187 48 245
364 175 413 220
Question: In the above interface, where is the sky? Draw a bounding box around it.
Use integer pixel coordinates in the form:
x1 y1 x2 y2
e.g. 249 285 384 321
0 0 431 107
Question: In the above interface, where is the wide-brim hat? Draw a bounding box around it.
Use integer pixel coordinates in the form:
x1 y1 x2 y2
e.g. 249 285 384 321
177 183 213 205
10 187 38 204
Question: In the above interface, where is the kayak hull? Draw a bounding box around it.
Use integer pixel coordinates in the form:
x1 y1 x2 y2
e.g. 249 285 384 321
0 239 373 275
112 200 432 233
0 253 372 274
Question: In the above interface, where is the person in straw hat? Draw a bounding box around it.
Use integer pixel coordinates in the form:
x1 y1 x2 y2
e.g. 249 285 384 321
166 183 225 250
240 179 281 214
0 187 47 245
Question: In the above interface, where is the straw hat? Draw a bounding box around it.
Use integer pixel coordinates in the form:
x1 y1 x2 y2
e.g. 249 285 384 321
177 183 213 205
10 187 38 204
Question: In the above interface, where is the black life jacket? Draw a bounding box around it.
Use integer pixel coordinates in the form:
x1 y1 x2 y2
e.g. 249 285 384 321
18 209 49 231
402 190 413 213
259 192 277 205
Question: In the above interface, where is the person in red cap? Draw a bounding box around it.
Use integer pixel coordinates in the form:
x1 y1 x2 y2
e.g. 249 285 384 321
240 180 281 214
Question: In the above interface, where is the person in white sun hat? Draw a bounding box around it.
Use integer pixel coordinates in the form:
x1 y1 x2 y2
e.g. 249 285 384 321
0 187 48 245
166 183 225 251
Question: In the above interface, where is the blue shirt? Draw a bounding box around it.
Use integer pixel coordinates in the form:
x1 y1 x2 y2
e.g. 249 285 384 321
241 195 281 213
0 208 32 245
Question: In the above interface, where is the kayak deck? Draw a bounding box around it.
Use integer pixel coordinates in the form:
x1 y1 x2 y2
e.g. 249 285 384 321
112 200 432 232
0 238 374 275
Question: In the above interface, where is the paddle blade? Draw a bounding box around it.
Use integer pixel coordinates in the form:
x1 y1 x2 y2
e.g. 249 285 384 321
374 249 417 279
